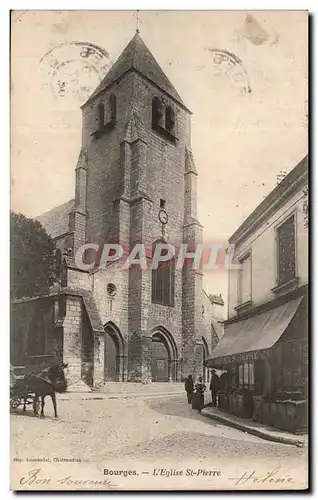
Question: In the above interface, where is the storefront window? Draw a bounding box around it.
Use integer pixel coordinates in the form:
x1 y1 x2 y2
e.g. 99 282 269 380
238 361 255 390
231 365 236 388
249 362 255 386
238 364 244 386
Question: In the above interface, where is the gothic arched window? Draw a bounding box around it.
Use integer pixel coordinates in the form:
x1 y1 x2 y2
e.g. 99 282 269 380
152 96 164 129
151 240 175 307
165 105 175 133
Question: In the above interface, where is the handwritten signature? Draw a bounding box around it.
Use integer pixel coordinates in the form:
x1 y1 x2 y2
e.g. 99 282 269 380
19 468 116 489
228 467 294 486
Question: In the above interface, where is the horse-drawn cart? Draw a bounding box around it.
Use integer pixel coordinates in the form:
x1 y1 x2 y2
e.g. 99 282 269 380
10 365 40 412
10 362 67 418
10 377 40 412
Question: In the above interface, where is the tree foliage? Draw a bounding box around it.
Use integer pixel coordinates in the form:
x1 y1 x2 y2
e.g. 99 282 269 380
10 211 57 299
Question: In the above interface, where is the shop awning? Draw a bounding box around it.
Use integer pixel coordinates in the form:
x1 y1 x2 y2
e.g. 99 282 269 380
206 296 303 367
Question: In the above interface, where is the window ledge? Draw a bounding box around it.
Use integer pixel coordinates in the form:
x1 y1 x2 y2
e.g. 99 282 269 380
234 300 253 314
271 277 299 297
151 299 175 308
24 354 53 359
152 124 178 144
91 120 116 139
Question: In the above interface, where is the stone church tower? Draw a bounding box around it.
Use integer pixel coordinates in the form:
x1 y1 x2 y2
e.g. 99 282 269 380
29 33 219 390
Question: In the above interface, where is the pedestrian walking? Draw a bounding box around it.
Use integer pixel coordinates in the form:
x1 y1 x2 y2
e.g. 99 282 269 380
209 369 220 407
184 374 194 404
191 376 206 413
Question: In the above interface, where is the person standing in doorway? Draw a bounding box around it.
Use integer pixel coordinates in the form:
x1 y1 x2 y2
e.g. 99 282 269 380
209 369 220 407
184 374 194 404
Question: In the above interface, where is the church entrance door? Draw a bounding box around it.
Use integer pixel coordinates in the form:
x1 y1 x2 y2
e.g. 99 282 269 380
152 336 169 382
104 328 119 382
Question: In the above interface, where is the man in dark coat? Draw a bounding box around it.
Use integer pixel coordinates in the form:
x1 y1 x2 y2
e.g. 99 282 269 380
184 374 194 404
209 369 220 407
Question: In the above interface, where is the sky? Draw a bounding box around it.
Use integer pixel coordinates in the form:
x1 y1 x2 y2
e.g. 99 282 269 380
10 10 308 303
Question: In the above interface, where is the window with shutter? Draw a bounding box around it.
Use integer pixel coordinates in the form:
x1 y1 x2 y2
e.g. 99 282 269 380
276 215 296 285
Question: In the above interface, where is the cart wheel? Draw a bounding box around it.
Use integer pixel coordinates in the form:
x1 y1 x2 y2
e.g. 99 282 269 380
10 396 21 409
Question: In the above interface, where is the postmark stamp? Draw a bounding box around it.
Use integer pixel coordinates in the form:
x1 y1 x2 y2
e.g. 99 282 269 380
207 49 252 96
40 41 112 104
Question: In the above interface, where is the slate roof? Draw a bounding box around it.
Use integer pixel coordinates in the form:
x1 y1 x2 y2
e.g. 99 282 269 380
37 199 74 239
60 289 104 333
84 32 185 107
82 294 104 333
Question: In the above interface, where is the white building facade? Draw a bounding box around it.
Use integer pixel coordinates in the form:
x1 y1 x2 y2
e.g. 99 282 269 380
207 156 308 433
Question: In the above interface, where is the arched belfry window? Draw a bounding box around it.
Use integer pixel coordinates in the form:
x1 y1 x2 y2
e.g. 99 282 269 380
152 97 177 142
152 96 164 129
165 106 175 133
94 95 116 137
108 94 117 123
97 102 105 130
151 240 175 307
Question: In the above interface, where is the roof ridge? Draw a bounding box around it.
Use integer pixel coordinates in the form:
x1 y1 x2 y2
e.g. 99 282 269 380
83 32 185 108
37 198 74 219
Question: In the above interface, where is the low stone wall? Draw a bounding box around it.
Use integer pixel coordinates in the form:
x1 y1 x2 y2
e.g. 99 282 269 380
222 392 254 419
253 396 307 434
218 392 229 412
228 393 246 418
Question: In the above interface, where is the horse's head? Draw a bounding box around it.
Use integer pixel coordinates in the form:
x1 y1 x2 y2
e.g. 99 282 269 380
47 363 68 393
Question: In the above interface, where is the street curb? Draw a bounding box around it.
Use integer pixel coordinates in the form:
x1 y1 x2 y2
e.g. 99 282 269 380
58 391 185 401
201 409 306 447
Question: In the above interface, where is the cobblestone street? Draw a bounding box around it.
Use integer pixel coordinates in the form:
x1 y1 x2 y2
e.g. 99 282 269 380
11 394 306 467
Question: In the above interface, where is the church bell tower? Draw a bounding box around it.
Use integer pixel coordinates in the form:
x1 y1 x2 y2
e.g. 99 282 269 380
75 32 203 383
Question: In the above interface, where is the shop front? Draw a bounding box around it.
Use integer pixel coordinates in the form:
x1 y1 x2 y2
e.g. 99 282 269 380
206 292 308 434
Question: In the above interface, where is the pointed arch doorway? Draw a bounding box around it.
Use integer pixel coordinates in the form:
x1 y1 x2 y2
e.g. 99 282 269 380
151 329 178 382
104 323 124 382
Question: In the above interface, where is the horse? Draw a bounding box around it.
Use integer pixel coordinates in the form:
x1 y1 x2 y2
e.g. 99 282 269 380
18 362 68 418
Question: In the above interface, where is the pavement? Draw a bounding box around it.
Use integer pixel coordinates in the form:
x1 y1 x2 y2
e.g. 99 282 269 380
201 406 307 447
10 393 308 490
57 391 307 447
11 393 307 461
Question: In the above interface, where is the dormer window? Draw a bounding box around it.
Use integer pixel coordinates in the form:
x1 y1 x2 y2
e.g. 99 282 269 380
152 96 177 143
